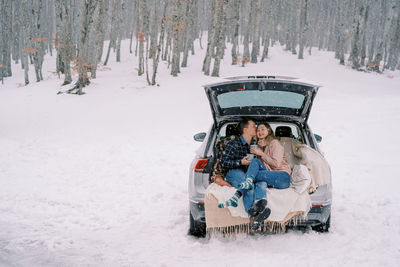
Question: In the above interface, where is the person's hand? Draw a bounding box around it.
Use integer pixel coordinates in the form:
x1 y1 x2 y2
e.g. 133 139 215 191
258 139 266 147
214 176 232 187
241 156 251 165
250 148 263 156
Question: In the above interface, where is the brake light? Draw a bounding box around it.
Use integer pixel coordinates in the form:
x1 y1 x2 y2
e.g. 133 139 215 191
194 159 208 172
236 88 244 91
312 204 323 207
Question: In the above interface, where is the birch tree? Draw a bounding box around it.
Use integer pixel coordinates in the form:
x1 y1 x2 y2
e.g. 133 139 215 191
137 0 147 76
96 0 109 63
360 1 370 67
373 0 393 72
55 0 73 85
241 0 251 66
65 0 98 94
231 0 240 65
0 0 12 78
211 0 228 77
203 0 218 75
115 0 125 63
298 0 308 59
11 1 22 65
181 0 195 68
387 1 400 70
21 0 31 85
250 0 261 63
151 0 168 85
261 0 273 62
104 0 120 66
334 0 346 65
171 0 184 76
30 0 46 82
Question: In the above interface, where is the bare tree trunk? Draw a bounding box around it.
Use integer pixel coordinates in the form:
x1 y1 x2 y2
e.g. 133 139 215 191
0 0 12 79
145 33 151 85
211 0 228 77
387 3 400 70
171 0 183 76
290 1 297 55
241 0 251 66
89 0 108 78
31 0 46 82
298 0 308 59
135 5 139 57
11 0 22 65
47 0 55 56
149 0 159 60
373 0 392 72
103 0 118 66
152 0 168 85
334 0 346 65
261 0 273 62
350 1 363 70
181 0 195 68
360 1 370 67
163 31 171 61
203 0 217 75
95 0 109 63
231 0 240 65
55 0 73 85
20 0 31 84
116 0 124 62
250 0 261 63
137 0 147 76
130 0 138 54
368 1 379 64
65 0 98 94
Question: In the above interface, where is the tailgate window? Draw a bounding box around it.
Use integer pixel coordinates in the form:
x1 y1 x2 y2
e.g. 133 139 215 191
217 90 305 109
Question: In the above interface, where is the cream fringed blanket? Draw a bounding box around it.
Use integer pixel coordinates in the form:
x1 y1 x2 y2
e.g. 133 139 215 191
205 165 312 237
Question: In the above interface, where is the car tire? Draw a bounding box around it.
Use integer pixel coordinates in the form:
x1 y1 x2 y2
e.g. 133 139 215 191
189 212 206 237
312 214 331 233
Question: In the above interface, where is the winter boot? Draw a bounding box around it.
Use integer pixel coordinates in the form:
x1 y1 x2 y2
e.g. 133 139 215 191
248 199 267 217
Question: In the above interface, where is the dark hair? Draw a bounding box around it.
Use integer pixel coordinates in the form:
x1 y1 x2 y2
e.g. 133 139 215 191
238 118 253 134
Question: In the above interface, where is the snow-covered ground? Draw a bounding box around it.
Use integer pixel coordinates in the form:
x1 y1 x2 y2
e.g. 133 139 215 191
1 40 400 266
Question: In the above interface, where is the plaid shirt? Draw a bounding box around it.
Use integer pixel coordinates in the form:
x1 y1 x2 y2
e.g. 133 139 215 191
221 136 254 171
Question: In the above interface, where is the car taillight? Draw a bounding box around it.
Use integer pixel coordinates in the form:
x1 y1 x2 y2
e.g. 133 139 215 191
194 158 208 172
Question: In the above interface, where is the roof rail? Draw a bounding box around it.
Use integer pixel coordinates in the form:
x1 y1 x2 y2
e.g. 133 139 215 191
224 75 298 81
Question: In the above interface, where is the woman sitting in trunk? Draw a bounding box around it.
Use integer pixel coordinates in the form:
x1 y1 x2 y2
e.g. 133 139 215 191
239 122 291 190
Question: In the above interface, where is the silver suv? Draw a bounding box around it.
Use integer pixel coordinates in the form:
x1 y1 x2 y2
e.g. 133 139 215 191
188 76 332 237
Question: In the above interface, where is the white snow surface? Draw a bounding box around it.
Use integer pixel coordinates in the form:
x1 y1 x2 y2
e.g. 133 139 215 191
1 40 400 266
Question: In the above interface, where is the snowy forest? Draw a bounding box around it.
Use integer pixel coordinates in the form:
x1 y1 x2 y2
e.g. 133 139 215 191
0 0 400 93
1 1 400 265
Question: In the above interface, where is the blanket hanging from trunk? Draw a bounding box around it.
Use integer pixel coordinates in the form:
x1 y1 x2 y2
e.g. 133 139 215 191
205 164 312 236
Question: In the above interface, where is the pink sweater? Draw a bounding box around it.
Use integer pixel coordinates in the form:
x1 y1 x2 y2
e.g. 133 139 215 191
259 139 291 175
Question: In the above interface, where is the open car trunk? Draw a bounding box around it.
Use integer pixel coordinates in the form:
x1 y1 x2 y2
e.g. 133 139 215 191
204 76 320 125
204 120 331 236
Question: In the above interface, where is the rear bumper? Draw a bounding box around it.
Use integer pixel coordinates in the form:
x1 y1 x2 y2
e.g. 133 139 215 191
299 204 331 226
189 200 331 226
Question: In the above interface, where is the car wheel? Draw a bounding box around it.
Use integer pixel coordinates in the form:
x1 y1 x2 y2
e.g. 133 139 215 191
312 214 331 233
189 212 206 237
